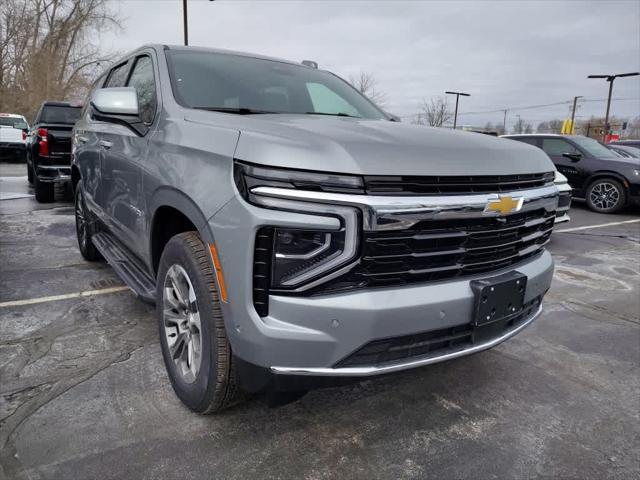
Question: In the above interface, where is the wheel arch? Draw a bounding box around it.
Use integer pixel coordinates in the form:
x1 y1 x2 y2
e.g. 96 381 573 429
148 187 215 277
583 171 630 194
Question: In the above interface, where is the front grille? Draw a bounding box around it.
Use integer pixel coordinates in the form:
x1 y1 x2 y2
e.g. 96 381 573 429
320 208 554 293
364 172 555 195
335 296 542 368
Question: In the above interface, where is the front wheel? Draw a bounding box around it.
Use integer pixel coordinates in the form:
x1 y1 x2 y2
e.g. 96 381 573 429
75 184 101 261
586 178 626 213
157 232 242 414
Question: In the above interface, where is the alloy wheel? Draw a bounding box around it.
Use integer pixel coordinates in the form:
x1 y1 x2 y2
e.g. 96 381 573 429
162 264 202 384
590 182 620 210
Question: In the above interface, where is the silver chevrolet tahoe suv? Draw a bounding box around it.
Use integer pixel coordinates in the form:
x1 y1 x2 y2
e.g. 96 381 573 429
72 45 558 413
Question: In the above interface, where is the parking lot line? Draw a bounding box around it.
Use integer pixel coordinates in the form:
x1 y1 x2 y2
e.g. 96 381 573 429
556 219 640 233
0 286 130 308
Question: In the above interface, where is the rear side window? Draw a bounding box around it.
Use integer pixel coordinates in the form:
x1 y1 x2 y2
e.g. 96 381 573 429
105 62 130 88
542 139 579 156
40 106 81 124
127 56 157 124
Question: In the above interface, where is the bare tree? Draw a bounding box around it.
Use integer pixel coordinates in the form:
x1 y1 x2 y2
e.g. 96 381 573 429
418 96 452 127
512 117 525 134
349 71 386 107
0 0 120 121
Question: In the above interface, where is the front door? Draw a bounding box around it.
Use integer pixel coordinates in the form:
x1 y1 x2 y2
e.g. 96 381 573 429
98 54 158 260
540 137 585 188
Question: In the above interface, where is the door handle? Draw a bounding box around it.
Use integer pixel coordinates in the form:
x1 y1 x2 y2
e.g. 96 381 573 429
99 140 113 150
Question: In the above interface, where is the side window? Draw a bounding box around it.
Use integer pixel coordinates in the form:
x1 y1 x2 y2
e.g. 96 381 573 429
127 56 157 125
542 139 578 156
105 62 130 88
516 138 539 147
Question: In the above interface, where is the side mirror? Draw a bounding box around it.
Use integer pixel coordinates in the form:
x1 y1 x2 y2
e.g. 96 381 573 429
562 152 582 162
90 87 147 136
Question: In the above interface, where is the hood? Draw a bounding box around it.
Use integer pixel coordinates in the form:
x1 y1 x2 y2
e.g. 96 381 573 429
186 112 555 176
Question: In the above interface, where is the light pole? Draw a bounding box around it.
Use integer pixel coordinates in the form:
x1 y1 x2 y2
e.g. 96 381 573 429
445 91 470 130
183 0 215 46
588 72 639 141
569 96 582 134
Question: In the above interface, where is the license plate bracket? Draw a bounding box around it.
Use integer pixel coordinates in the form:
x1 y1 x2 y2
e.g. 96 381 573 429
471 271 527 326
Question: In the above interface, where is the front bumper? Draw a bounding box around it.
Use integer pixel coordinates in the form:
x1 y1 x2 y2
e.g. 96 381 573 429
554 182 572 223
209 186 557 382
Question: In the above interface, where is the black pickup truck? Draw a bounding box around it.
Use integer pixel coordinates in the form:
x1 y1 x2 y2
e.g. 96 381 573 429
27 101 82 202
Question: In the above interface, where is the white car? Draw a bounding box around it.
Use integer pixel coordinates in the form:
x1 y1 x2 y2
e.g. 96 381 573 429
555 170 571 223
0 113 29 162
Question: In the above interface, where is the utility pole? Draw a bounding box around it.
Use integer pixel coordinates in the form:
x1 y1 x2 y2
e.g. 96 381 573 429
569 96 582 134
182 0 189 46
445 91 470 130
183 0 215 46
502 109 507 134
588 72 639 142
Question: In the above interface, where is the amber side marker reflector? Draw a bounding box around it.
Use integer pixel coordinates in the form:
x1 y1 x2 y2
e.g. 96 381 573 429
209 243 229 303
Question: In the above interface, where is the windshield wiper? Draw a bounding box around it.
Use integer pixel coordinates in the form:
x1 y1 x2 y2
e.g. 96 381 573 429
304 111 361 118
192 107 280 115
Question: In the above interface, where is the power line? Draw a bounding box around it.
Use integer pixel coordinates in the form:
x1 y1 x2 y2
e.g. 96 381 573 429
457 97 639 116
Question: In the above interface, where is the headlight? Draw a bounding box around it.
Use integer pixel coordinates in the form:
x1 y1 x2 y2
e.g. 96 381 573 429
234 160 364 197
240 161 362 293
252 194 359 290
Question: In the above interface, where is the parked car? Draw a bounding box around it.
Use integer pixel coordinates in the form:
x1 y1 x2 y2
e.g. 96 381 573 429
73 45 560 413
609 139 640 148
554 170 572 223
502 134 640 213
607 144 640 158
0 113 29 162
26 101 82 202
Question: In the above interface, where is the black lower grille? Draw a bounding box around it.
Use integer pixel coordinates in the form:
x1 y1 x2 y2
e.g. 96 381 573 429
364 172 555 195
319 208 554 293
335 296 542 368
253 228 274 316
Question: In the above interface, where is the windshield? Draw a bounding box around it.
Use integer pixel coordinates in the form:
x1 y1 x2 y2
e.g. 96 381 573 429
166 50 386 119
40 106 81 124
0 116 28 130
572 136 620 159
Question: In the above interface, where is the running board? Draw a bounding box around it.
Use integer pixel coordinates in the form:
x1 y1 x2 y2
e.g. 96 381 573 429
91 232 156 304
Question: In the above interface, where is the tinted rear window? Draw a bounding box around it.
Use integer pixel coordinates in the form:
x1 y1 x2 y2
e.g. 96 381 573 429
0 117 28 129
40 106 81 124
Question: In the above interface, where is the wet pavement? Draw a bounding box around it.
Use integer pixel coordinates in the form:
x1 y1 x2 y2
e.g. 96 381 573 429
1 162 639 479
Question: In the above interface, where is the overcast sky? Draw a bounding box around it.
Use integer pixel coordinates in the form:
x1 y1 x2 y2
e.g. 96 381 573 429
105 0 640 131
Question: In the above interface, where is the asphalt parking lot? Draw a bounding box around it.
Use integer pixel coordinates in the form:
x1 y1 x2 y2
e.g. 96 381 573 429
0 161 638 480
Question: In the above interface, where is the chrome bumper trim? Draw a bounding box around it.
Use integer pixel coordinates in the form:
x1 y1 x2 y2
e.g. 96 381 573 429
271 304 543 377
251 185 559 231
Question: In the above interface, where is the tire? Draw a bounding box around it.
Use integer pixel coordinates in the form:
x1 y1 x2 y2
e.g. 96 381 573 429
74 183 101 261
34 174 54 203
586 178 626 214
157 232 242 414
27 162 33 185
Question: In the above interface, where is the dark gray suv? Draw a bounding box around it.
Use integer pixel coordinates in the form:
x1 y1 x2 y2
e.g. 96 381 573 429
72 45 559 413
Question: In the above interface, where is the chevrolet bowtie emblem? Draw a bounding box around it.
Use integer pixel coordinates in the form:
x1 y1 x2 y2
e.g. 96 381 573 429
484 195 524 216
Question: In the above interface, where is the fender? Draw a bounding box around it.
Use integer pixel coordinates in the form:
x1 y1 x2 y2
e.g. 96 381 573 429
148 186 216 263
